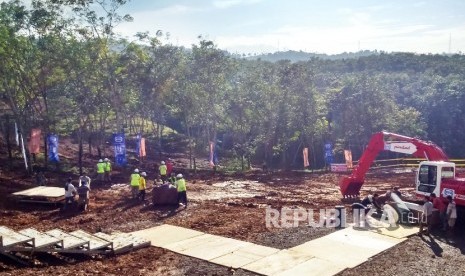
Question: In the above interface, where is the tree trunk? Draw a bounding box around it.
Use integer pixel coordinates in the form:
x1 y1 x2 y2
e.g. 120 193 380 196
5 115 13 168
78 127 83 175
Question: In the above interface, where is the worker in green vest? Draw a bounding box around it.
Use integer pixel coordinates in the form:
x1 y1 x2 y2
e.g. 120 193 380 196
96 159 105 183
159 161 168 182
175 173 187 208
168 172 176 185
104 158 112 183
130 169 141 199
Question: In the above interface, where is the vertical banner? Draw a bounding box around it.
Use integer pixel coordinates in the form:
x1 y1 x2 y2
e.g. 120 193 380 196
47 134 60 162
135 133 141 157
113 133 127 166
15 122 19 146
20 133 28 170
324 142 333 165
28 128 41 154
140 138 146 157
303 147 310 167
344 150 353 169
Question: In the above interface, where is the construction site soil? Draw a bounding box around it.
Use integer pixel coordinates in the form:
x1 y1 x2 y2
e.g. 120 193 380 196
0 140 464 275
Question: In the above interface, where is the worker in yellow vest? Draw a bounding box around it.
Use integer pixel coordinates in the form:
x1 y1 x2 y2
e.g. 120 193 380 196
130 169 141 199
159 161 168 182
175 173 187 208
138 172 147 203
104 158 112 183
96 159 105 183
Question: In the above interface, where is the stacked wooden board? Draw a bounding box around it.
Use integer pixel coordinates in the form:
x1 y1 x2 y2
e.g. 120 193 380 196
0 226 150 264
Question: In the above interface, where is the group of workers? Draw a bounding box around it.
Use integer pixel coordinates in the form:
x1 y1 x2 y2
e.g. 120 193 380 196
96 158 112 183
351 187 458 235
129 162 188 207
419 193 457 235
63 172 91 212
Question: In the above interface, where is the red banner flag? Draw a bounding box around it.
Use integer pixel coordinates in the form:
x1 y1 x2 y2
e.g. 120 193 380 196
139 138 146 157
303 147 310 167
28 128 41 154
344 150 353 169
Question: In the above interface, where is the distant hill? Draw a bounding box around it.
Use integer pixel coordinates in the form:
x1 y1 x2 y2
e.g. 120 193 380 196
240 50 380 62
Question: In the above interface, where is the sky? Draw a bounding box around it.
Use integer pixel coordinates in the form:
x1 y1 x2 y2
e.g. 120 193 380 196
3 0 464 54
113 0 465 55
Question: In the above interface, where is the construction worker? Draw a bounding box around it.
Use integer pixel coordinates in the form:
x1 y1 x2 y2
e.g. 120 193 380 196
130 169 141 199
430 193 447 231
79 172 91 187
104 158 112 182
63 178 77 210
351 193 380 227
168 172 176 185
77 181 91 212
419 196 433 235
159 161 168 182
446 195 457 232
96 159 105 183
138 172 147 202
175 173 187 208
166 158 174 175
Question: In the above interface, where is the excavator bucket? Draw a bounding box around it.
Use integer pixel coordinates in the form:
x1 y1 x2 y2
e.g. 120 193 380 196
339 176 364 198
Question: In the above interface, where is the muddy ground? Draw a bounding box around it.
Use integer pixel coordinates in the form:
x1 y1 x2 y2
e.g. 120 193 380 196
0 141 464 275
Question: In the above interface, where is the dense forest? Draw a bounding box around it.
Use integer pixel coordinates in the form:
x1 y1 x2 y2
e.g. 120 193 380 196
1 0 465 172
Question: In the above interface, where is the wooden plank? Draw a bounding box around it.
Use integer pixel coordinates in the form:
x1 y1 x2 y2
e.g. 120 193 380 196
46 229 89 250
19 228 62 249
0 226 34 248
70 230 113 251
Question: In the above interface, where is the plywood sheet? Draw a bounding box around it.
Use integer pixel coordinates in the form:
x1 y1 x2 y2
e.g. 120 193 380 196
276 257 345 276
12 186 64 198
210 243 280 268
326 227 403 251
132 224 204 247
165 234 250 261
290 237 377 268
369 224 419 239
242 249 313 275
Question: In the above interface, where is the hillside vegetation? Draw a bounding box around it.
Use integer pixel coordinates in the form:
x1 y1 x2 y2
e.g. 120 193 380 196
1 0 465 172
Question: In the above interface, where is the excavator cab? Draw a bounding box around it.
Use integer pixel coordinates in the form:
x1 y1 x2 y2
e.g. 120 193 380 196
415 161 455 196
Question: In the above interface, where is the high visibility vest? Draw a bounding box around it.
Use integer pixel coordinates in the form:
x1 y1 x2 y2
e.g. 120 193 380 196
96 162 105 174
139 177 146 190
104 161 111 172
176 178 186 192
168 176 176 184
159 164 167 175
130 173 141 186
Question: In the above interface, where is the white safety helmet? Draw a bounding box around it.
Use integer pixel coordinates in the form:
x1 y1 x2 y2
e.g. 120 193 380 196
176 173 183 178
134 168 139 173
141 172 147 177
98 159 103 162
161 161 165 165
104 158 109 161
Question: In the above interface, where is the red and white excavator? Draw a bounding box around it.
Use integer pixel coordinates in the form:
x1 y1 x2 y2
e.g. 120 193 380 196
339 131 465 207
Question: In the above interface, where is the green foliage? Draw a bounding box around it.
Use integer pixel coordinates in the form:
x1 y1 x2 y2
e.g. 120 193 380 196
1 0 465 170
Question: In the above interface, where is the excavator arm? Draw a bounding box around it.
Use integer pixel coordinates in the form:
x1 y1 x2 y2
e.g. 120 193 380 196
339 131 449 197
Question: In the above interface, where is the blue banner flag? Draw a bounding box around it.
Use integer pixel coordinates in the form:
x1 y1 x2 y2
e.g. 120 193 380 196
48 134 60 162
113 133 127 166
324 142 333 165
